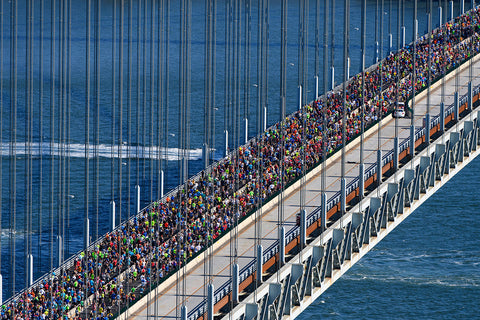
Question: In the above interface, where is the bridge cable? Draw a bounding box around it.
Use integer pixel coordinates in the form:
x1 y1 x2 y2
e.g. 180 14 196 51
298 0 308 259
321 0 329 248
150 0 156 205
84 0 92 317
94 0 101 317
244 0 251 145
441 0 447 144
38 0 44 273
340 0 350 229
10 0 17 305
330 0 335 88
25 0 33 294
277 0 287 284
0 0 4 302
142 0 147 184
376 0 385 197
148 0 156 316
120 0 126 315
48 0 55 315
426 0 433 153
66 0 72 261
411 0 417 168
359 0 366 214
394 0 401 184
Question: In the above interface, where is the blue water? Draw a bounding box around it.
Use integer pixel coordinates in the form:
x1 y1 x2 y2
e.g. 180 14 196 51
1 0 478 315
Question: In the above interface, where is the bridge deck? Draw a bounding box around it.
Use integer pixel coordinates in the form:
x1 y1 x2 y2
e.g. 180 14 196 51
129 59 480 319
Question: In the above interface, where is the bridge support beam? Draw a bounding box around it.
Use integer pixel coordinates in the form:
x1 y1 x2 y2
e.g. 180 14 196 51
300 209 307 247
321 192 327 232
347 57 350 80
377 149 382 185
315 76 319 99
461 0 465 14
415 20 418 40
359 163 365 199
225 130 229 157
181 305 187 320
263 106 267 132
110 200 116 231
233 263 239 304
83 219 89 249
298 85 303 111
27 254 33 286
341 178 346 214
375 41 379 63
393 137 399 171
450 1 454 21
160 170 164 198
410 125 415 158
256 245 263 285
57 235 63 266
440 102 445 133
279 226 285 265
207 283 214 320
330 66 335 90
389 33 393 54
244 118 249 144
439 6 443 27
425 113 431 145
135 185 141 213
454 91 460 122
468 82 473 111
401 26 405 48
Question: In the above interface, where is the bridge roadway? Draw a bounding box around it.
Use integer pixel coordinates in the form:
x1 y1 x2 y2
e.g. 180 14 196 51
126 56 480 320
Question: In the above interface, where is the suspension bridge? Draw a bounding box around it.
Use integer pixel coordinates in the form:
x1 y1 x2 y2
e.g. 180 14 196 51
0 0 478 319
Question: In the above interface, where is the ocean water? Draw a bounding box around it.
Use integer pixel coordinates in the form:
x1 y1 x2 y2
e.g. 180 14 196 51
1 0 477 314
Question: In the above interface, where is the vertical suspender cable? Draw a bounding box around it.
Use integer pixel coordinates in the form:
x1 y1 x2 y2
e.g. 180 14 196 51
143 0 147 182
127 0 132 230
177 0 185 314
119 0 124 236
375 0 379 63
38 0 44 271
93 1 100 317
137 0 141 188
66 0 72 261
25 0 32 290
411 0 417 167
150 0 156 203
164 1 170 200
331 0 335 88
244 0 251 144
96 0 101 243
322 0 329 239
278 0 287 279
85 0 91 248
120 0 126 316
0 0 4 294
112 1 119 315
377 0 384 195
341 0 349 219
84 0 91 317
360 0 366 210
394 0 401 183
59 0 65 270
427 0 432 149
10 0 17 301
49 0 55 313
